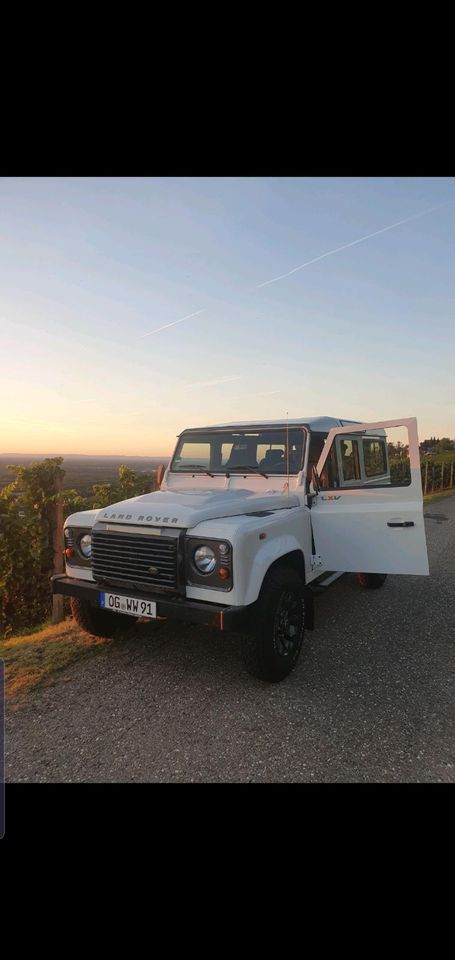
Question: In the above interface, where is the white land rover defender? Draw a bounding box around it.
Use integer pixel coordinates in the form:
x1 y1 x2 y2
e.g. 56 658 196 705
53 417 429 682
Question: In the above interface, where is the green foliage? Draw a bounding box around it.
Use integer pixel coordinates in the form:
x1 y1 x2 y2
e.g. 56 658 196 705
0 458 65 638
388 442 409 457
92 466 156 508
0 459 158 637
390 451 455 491
421 458 455 493
92 482 115 509
62 489 90 519
427 451 455 465
390 460 411 484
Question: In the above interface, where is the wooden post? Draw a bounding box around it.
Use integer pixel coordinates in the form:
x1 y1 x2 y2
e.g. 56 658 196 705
432 465 435 493
450 462 454 489
440 462 444 491
51 475 64 624
156 464 166 489
424 461 428 496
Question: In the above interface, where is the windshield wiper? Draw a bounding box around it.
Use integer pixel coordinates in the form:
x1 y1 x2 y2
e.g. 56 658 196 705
179 464 215 477
226 465 269 479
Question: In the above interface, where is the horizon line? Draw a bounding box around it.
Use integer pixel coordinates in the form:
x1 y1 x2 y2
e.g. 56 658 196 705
0 452 172 459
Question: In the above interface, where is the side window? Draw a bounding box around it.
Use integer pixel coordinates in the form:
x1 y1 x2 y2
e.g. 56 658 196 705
339 438 361 482
320 443 340 489
320 425 410 489
363 438 387 477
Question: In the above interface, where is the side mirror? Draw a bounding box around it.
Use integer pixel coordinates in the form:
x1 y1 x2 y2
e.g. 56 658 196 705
310 465 321 495
156 463 166 488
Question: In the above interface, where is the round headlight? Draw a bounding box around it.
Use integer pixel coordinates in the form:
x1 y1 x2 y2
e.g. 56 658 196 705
79 533 92 558
194 545 216 574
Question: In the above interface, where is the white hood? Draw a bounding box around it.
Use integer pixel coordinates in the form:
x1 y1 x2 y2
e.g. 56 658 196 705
95 488 299 529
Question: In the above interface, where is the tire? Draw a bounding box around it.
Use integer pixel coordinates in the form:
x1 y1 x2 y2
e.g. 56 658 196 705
241 567 307 682
70 597 135 637
356 572 387 589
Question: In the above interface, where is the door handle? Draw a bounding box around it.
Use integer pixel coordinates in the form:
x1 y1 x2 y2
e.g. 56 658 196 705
387 521 414 528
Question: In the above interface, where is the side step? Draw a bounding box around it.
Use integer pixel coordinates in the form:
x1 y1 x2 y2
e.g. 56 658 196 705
310 571 344 593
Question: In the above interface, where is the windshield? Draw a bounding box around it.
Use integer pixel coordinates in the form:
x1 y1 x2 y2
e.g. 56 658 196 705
171 429 305 475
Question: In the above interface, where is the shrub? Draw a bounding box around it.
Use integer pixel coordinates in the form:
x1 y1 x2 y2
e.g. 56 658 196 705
0 460 157 637
0 458 65 637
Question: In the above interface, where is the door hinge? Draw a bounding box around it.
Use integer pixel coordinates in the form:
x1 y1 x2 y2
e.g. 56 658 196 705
311 554 323 570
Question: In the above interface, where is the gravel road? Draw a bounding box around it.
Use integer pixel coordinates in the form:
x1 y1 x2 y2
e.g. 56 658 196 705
5 497 455 782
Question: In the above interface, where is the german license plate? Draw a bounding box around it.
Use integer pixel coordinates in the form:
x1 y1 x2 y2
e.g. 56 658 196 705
100 592 157 619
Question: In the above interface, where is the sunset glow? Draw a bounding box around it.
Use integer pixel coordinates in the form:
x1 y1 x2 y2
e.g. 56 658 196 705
1 177 454 455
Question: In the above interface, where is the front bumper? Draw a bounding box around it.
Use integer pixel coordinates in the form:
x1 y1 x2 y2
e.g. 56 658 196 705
52 575 250 632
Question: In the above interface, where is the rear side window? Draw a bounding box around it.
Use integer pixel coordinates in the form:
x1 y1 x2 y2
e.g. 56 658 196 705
363 438 387 477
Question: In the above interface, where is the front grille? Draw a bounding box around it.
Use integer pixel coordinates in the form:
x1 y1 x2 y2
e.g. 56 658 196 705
92 529 178 592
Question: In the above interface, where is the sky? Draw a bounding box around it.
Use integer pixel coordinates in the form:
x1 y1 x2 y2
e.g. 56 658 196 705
0 176 454 455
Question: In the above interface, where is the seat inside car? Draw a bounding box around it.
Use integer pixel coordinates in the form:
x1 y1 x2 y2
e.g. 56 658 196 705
225 444 258 469
259 449 285 472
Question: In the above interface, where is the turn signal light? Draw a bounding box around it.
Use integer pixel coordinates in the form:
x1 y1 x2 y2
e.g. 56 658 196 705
218 567 230 580
65 547 75 558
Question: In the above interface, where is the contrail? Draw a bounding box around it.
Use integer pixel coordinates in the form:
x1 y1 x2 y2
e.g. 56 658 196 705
255 197 455 289
185 376 241 389
140 309 205 338
250 390 281 397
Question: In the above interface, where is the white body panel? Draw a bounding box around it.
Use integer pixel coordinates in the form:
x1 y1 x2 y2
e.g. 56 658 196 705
311 418 429 576
184 507 310 605
95 488 300 529
64 415 429 607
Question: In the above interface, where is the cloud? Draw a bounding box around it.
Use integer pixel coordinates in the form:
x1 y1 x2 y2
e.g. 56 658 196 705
255 196 455 289
140 309 205 338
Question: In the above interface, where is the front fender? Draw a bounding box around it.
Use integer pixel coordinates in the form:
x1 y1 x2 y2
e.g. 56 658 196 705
239 533 306 606
65 509 98 529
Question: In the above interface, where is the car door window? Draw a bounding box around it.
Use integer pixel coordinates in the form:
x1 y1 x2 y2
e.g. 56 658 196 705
339 438 361 483
363 438 388 478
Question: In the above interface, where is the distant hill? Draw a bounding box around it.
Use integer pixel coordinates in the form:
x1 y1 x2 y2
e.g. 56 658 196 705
0 453 171 495
0 453 170 460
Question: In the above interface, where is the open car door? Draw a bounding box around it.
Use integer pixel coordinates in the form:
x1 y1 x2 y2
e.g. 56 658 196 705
311 418 429 576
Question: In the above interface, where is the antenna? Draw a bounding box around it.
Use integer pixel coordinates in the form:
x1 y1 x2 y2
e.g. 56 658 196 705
286 411 290 496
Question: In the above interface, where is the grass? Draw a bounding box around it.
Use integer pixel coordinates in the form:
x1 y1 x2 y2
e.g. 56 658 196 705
0 618 112 703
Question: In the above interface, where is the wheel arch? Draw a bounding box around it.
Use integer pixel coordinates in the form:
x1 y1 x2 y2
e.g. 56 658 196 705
251 549 315 631
263 549 307 584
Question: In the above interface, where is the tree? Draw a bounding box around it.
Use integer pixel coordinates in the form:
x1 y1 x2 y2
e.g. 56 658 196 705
437 438 455 452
